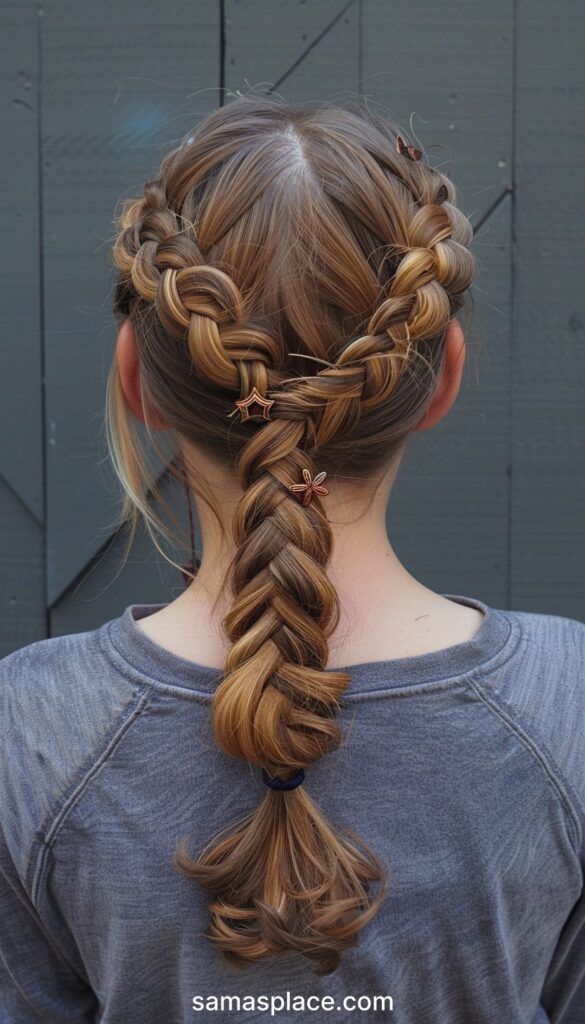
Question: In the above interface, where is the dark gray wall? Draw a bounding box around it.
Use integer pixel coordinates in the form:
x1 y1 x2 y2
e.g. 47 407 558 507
1 0 584 652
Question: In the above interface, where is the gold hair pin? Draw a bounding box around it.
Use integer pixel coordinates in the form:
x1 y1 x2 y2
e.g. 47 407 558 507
288 469 329 507
228 386 275 422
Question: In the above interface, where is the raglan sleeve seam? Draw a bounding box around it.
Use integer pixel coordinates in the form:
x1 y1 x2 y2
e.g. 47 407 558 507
466 672 584 866
30 681 155 910
0 822 94 991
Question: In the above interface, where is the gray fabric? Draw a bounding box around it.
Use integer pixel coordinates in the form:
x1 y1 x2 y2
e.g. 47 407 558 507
1 593 584 1023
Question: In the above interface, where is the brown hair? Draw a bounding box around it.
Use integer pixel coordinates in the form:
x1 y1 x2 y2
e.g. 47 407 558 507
106 94 476 975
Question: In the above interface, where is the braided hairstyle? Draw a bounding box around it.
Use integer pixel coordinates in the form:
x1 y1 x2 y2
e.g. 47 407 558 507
106 95 476 975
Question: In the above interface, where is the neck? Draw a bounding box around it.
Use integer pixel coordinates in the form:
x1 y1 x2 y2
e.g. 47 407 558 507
165 462 466 668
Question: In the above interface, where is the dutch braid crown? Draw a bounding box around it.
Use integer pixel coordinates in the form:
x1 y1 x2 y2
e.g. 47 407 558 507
108 94 475 976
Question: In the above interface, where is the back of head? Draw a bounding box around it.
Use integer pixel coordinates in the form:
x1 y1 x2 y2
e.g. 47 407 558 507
106 94 476 975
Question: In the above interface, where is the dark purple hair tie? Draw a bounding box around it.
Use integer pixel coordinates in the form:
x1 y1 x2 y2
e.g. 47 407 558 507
262 767 305 791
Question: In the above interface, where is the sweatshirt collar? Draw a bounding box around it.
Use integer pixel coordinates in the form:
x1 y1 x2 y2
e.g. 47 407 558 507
105 593 514 697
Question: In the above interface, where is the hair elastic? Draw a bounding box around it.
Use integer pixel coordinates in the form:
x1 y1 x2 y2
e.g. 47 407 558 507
262 767 305 791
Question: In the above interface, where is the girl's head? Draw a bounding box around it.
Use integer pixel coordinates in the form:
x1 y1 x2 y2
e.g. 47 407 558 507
106 94 475 975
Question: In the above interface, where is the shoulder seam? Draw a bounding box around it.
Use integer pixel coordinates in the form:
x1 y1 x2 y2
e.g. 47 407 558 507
466 674 583 858
30 682 154 909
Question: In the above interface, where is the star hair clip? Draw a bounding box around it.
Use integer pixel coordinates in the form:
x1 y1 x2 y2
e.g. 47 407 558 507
288 468 329 507
396 134 423 161
227 385 275 422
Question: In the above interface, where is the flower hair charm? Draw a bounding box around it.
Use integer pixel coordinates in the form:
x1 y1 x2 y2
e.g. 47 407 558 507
288 468 329 507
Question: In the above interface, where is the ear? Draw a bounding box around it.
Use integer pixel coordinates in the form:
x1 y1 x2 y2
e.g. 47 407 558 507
115 319 169 429
415 318 466 432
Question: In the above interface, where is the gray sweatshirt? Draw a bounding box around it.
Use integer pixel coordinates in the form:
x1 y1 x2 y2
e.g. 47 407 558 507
1 593 584 1024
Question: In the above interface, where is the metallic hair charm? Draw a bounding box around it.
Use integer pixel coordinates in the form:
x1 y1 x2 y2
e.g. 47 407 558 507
288 468 329 507
396 134 423 161
229 385 275 422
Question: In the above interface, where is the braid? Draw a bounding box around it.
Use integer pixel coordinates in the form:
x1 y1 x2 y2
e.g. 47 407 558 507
277 193 473 449
107 94 477 976
186 410 386 974
155 246 386 974
115 181 387 972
